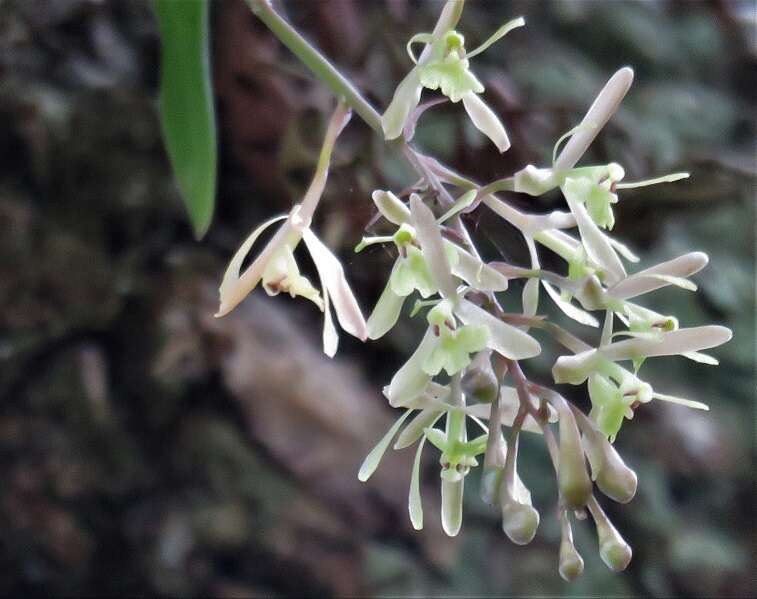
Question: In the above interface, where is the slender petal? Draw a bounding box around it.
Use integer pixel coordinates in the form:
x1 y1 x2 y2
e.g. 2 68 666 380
456 299 541 360
461 91 510 152
600 325 732 361
382 69 423 140
607 252 708 300
564 179 626 285
682 351 719 365
437 190 477 223
466 16 526 58
358 409 414 482
409 436 427 530
303 228 368 344
451 243 509 291
216 215 290 317
607 235 640 263
319 271 339 357
652 392 709 410
395 408 443 449
522 278 539 317
409 195 458 298
554 67 634 170
367 265 407 340
542 281 599 327
387 327 437 407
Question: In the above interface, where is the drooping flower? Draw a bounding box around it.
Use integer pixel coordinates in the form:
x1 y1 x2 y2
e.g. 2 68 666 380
381 0 524 152
215 103 367 357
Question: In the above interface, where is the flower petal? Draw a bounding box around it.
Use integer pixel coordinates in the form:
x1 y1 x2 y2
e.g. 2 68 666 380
600 325 732 361
542 281 599 327
554 67 634 170
387 328 436 407
564 178 626 285
367 266 407 340
607 252 708 300
441 477 464 537
409 436 427 530
320 278 339 357
461 91 510 152
450 242 509 291
395 408 443 449
456 299 541 360
358 409 414 482
682 351 719 365
652 392 709 411
409 195 458 298
522 278 540 317
466 16 526 59
607 235 640 263
216 215 290 317
382 69 423 140
303 228 368 342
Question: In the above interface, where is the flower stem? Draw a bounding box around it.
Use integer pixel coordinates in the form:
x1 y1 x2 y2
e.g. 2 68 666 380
244 0 382 132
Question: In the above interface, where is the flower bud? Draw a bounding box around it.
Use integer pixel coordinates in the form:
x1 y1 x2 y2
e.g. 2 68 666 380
501 496 540 545
582 428 638 504
480 465 503 506
461 352 498 403
599 531 632 572
558 408 593 509
559 537 585 582
371 190 410 225
591 501 632 572
596 447 637 504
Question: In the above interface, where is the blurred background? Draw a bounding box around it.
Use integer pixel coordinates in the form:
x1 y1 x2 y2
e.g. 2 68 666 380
0 0 754 596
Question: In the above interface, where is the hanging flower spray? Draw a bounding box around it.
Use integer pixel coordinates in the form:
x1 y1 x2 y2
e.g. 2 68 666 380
219 0 732 580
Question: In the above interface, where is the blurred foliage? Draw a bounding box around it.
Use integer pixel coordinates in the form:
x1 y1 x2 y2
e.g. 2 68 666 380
0 0 754 596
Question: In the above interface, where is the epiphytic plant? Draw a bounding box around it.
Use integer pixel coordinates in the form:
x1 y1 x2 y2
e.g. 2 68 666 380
158 0 732 581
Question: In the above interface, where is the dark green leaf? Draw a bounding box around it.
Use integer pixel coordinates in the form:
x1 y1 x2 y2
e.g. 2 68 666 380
155 0 216 238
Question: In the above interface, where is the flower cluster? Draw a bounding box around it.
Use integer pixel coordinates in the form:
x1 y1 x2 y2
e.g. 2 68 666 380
221 0 732 582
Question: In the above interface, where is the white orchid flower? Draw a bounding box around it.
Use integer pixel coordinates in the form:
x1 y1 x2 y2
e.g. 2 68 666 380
215 104 367 357
382 0 524 152
360 190 508 339
552 325 732 440
384 196 540 407
510 67 688 287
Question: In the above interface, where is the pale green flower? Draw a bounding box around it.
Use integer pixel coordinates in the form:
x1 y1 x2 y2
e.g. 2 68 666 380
381 9 525 152
422 300 490 376
361 191 508 340
553 325 731 439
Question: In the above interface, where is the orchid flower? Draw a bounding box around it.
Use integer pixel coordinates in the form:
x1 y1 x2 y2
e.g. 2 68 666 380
511 67 688 286
381 0 524 152
360 190 508 339
384 196 540 407
359 376 551 536
215 103 367 357
552 325 732 439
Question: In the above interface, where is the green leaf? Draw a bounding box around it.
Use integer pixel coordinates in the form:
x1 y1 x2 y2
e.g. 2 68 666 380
155 0 217 239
